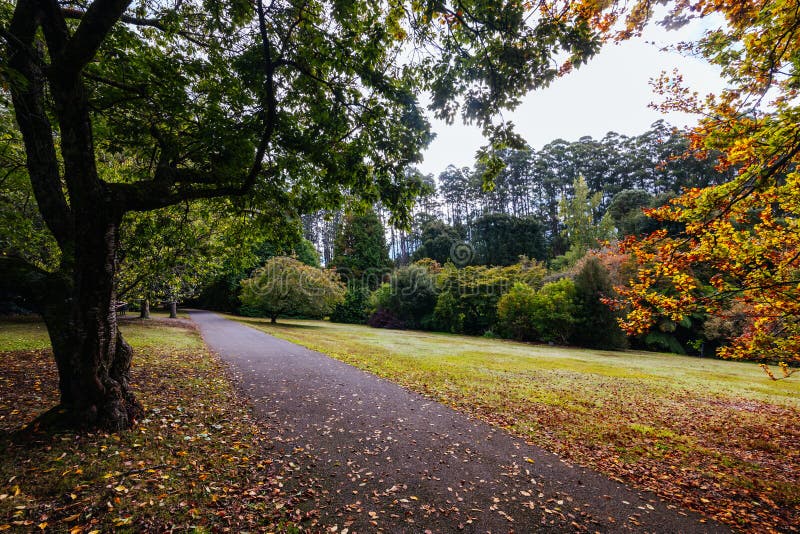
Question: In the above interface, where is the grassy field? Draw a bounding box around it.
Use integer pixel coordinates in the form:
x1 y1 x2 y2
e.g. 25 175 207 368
0 316 303 532
0 311 191 353
236 316 800 533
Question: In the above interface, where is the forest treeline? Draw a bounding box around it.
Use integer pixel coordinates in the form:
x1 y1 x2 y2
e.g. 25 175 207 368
301 120 731 266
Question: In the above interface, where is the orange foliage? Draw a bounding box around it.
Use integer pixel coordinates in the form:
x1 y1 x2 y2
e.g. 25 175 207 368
604 0 800 364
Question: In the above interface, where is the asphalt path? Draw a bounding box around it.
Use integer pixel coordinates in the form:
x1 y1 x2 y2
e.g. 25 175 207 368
190 310 727 533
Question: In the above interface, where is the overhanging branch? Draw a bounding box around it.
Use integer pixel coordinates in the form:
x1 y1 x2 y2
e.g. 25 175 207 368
113 0 280 214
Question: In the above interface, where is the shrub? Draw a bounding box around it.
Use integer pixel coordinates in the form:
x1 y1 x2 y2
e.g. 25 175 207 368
367 308 406 329
496 283 538 340
366 263 438 329
530 278 577 344
330 285 371 324
435 265 507 335
435 259 545 335
433 289 463 333
496 279 577 344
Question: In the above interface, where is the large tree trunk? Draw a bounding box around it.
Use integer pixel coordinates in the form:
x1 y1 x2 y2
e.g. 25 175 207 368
168 301 177 318
5 0 157 432
41 220 143 430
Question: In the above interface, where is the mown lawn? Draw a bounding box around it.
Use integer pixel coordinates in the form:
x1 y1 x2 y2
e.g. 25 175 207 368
236 316 800 534
0 316 305 532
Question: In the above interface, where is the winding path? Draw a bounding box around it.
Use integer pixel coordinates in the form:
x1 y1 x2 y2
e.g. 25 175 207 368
190 310 726 533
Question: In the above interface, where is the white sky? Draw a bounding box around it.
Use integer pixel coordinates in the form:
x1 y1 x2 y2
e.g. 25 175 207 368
417 14 727 177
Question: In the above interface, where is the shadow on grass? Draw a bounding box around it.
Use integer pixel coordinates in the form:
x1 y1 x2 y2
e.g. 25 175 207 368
2 405 80 449
119 316 198 331
238 318 324 330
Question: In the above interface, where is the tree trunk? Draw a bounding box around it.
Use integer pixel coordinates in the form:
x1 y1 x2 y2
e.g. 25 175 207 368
5 2 146 431
271 314 278 324
42 220 143 431
169 301 177 318
140 298 150 319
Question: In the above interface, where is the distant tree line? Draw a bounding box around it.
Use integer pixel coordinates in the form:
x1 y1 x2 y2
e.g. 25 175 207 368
300 120 731 268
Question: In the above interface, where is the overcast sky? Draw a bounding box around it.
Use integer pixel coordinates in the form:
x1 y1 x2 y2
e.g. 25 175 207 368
416 14 727 177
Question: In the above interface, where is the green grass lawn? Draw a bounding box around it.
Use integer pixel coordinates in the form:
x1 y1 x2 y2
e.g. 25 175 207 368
0 311 193 352
0 319 51 352
0 316 301 532
235 316 800 533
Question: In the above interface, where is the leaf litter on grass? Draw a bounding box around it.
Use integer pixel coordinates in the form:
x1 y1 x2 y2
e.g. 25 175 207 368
0 320 311 532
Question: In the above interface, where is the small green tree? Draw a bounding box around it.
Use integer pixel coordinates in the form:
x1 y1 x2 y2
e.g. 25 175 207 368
496 283 538 340
330 286 371 324
367 262 438 329
530 279 578 345
556 176 615 268
198 236 320 314
118 205 229 319
240 257 344 323
572 257 627 349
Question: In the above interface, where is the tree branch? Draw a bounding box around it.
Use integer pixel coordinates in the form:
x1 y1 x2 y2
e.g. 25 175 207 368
243 0 278 192
62 6 163 30
83 71 148 95
54 0 133 81
61 6 210 47
115 180 268 212
113 0 280 213
39 0 71 57
6 0 74 248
